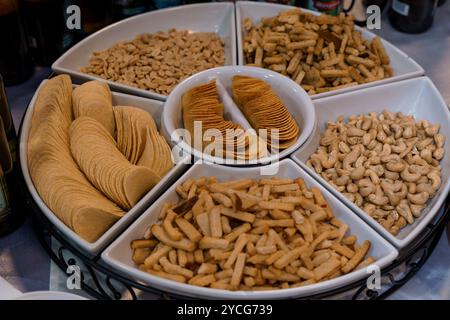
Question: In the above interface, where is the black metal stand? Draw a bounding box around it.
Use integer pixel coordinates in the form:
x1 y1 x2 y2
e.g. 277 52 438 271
26 181 450 300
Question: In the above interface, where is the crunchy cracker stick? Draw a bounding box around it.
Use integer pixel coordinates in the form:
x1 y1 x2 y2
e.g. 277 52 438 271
151 225 196 252
209 206 223 238
342 240 371 273
230 253 246 288
159 257 194 279
175 217 202 242
313 257 341 281
148 270 186 283
224 234 248 269
199 236 229 249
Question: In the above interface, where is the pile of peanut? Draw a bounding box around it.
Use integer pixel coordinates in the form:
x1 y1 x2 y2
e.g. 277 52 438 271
80 29 226 95
307 110 445 235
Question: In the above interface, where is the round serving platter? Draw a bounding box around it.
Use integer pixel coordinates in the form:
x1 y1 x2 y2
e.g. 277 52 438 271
17 2 450 299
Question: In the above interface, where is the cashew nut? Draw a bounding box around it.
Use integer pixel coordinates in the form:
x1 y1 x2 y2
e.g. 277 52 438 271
403 125 414 138
425 124 440 137
365 169 380 185
400 166 421 182
427 171 441 191
308 111 444 236
350 166 365 180
338 141 351 153
410 204 425 218
343 148 360 170
416 138 433 151
420 149 433 164
335 175 350 186
386 161 405 173
396 200 414 224
358 179 375 197
384 170 400 180
368 193 389 206
409 164 430 175
347 127 365 137
434 134 445 148
416 183 436 196
433 148 445 160
407 192 430 205
391 140 407 154
347 183 359 193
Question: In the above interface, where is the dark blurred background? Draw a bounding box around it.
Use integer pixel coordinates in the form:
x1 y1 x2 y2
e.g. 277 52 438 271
0 0 446 87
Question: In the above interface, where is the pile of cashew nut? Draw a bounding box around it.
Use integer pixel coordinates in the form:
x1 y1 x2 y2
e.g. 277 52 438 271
307 110 445 235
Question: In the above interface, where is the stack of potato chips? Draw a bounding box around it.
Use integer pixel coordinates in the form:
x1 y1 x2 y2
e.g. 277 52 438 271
232 76 300 151
28 75 173 242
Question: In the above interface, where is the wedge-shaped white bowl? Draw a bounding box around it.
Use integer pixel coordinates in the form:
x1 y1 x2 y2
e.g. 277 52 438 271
291 77 450 249
102 159 398 299
19 80 190 256
52 3 237 101
163 65 316 166
236 1 424 100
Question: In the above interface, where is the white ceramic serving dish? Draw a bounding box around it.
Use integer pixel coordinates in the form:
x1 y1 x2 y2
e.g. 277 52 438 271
102 159 398 299
291 77 450 249
0 276 87 300
19 80 191 256
14 291 88 300
52 3 237 101
236 1 424 100
163 65 316 166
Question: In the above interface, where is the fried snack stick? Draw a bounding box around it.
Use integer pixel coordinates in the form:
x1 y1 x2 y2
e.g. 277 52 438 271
132 176 374 290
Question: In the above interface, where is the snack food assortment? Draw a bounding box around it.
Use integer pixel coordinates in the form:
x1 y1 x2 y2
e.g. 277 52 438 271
80 29 226 96
242 9 393 95
181 76 300 160
131 176 373 290
28 75 173 242
19 3 450 298
307 110 445 235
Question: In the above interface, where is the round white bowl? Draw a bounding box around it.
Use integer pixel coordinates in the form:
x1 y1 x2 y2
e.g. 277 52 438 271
163 66 316 165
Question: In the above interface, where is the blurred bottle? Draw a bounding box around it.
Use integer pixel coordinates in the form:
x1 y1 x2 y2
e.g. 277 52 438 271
153 0 181 9
305 0 355 15
0 75 24 236
264 0 297 5
437 0 445 6
182 0 210 3
23 0 76 66
76 0 112 38
389 0 438 33
296 0 308 7
0 0 33 85
112 0 149 20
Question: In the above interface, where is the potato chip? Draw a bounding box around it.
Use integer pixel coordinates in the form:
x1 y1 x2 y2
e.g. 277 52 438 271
113 106 173 177
232 76 300 150
72 81 116 137
181 80 260 160
70 116 161 210
28 75 125 243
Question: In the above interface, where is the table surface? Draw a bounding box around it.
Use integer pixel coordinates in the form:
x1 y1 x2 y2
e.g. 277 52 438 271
0 4 449 299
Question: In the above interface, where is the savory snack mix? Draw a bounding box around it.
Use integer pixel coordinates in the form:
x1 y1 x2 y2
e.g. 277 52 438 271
307 110 445 235
81 29 226 95
131 176 373 290
28 75 173 242
242 9 392 95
